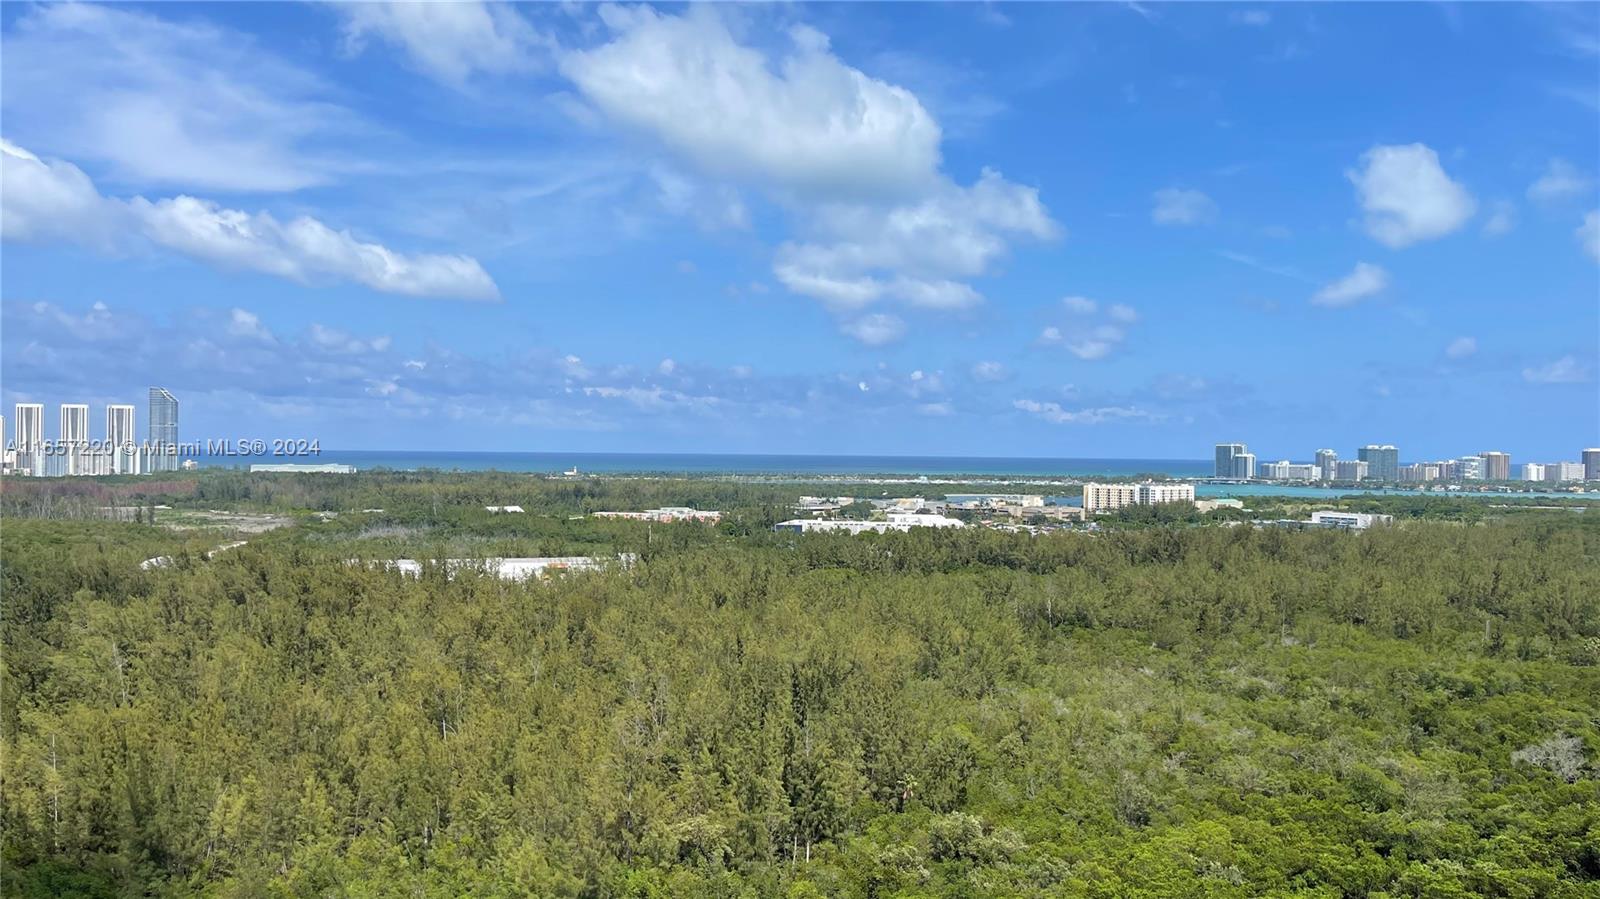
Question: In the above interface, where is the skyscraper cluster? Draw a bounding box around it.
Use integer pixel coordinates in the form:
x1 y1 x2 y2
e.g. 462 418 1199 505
2 388 179 477
1214 443 1256 479
1214 443 1597 484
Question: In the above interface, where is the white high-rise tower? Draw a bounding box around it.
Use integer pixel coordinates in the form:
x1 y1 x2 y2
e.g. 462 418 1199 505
60 404 89 476
148 387 179 472
14 403 44 475
107 404 137 474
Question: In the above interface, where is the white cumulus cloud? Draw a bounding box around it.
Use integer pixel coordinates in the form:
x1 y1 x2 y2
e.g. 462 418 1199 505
971 361 1006 381
1312 262 1389 307
773 168 1056 311
1444 336 1477 359
1348 144 1475 248
1579 210 1600 262
559 6 1058 338
0 140 500 301
227 308 274 342
1039 297 1139 359
562 6 942 200
337 1 549 86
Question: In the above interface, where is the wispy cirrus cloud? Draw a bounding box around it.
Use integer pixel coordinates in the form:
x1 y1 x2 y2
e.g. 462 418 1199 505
1012 399 1164 425
1527 159 1595 204
1312 262 1389 307
1444 336 1478 360
2 299 1007 440
839 313 907 346
1 3 360 192
1216 250 1314 283
0 140 500 301
1151 187 1217 226
1522 355 1591 384
1481 200 1516 237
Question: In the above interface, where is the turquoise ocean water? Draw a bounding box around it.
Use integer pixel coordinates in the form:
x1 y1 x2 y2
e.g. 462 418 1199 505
205 450 1212 478
197 451 1592 501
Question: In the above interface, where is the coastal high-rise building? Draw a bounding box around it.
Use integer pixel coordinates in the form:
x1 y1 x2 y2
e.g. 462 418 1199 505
13 403 44 476
1400 463 1440 482
1479 451 1511 481
1232 452 1256 479
1547 461 1585 483
1458 456 1483 480
1358 445 1399 482
1334 460 1369 481
1261 460 1318 480
1584 448 1600 481
1315 449 1337 481
148 387 179 473
107 404 137 475
1214 443 1247 478
1521 463 1546 482
59 403 89 476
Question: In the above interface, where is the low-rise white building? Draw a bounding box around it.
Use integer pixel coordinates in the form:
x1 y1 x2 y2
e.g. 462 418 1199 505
1309 510 1392 530
360 554 636 580
1082 482 1197 514
773 512 965 535
945 493 1046 508
592 507 722 523
795 496 856 514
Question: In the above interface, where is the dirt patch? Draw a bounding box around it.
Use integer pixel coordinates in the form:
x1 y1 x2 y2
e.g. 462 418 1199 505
159 510 292 533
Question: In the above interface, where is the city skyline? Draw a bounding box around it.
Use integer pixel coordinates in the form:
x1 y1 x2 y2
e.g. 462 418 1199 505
5 388 1596 475
2 3 1597 457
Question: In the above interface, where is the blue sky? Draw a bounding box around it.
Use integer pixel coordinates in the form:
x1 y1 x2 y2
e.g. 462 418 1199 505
2 1 1597 461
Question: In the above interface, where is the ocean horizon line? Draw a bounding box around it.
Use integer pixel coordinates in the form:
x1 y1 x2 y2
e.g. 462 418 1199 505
252 450 1212 462
196 450 1215 478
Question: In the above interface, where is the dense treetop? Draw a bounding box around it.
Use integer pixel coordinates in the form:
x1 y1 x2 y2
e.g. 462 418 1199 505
3 475 1597 897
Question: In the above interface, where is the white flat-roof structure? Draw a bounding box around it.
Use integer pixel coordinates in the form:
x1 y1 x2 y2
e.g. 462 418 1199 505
774 512 965 535
592 507 722 523
485 505 526 513
360 554 636 580
1309 511 1392 530
946 494 1046 508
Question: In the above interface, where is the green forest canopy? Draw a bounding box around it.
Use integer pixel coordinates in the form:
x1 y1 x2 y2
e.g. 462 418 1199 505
2 475 1597 898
